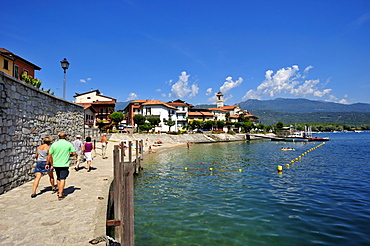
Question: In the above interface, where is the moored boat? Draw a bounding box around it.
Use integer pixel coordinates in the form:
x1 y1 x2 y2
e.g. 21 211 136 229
308 137 330 141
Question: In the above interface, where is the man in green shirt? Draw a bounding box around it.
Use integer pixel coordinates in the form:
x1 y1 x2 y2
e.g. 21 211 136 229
48 133 76 200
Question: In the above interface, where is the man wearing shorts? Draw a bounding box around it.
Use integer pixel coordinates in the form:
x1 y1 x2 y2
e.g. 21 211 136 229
48 133 76 200
72 135 84 171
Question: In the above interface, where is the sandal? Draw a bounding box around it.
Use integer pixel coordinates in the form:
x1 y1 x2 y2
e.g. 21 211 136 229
31 193 37 198
52 188 58 193
74 167 79 171
57 194 66 200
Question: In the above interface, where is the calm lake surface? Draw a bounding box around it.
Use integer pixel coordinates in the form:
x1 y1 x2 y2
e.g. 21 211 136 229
134 132 370 246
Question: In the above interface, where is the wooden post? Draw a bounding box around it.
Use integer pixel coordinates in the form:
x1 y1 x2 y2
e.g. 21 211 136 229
123 161 135 245
128 141 132 163
140 140 143 161
135 140 139 174
113 145 123 243
120 141 125 164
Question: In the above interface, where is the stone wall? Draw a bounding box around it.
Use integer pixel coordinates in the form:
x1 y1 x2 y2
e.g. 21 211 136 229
0 72 84 194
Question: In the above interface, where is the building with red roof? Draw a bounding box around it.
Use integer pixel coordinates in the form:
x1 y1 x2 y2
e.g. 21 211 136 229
74 90 117 129
0 48 41 80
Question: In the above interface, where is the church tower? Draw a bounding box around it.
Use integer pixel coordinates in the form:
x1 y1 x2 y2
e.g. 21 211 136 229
216 91 224 108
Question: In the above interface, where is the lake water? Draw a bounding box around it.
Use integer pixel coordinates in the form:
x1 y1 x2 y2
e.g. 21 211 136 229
134 132 370 246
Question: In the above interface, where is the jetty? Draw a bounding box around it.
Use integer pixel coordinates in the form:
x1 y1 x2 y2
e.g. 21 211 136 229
247 133 284 141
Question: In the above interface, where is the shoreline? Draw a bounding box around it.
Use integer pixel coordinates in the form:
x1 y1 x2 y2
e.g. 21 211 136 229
107 133 250 165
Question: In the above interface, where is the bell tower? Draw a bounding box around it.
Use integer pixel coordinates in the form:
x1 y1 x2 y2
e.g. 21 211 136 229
216 91 224 108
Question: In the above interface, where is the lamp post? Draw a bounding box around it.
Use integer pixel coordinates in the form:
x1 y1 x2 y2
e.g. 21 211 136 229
60 58 70 99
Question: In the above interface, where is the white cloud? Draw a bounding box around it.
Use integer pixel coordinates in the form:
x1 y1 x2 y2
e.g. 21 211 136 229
207 76 243 102
219 77 243 93
169 71 199 99
161 93 167 97
206 88 213 96
79 78 91 83
329 95 338 100
303 65 313 78
207 94 217 103
339 99 349 104
155 89 162 92
127 92 138 101
242 65 334 100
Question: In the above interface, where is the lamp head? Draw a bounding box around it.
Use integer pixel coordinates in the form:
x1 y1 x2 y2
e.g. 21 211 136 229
60 58 70 70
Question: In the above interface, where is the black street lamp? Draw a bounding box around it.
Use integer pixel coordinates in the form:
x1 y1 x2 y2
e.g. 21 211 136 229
60 58 70 99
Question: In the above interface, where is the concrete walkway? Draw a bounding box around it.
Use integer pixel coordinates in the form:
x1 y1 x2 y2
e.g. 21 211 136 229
0 142 115 246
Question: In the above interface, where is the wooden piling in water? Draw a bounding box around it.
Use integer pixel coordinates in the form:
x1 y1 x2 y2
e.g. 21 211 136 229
109 139 143 245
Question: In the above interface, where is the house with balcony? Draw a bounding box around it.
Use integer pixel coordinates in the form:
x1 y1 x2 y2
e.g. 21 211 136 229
167 99 193 130
207 107 228 121
125 100 179 132
187 111 216 122
74 90 116 129
0 48 41 81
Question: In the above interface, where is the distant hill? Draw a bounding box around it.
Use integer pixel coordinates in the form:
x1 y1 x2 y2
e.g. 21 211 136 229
239 98 370 113
249 110 370 125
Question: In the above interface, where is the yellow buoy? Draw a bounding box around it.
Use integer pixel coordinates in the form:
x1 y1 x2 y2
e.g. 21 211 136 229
184 167 188 170
277 165 283 172
286 164 290 168
209 168 213 171
238 169 242 172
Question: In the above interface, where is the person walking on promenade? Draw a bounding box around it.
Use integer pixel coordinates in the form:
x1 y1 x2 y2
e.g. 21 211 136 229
82 136 95 172
72 135 84 171
100 133 108 159
31 137 56 198
48 133 76 200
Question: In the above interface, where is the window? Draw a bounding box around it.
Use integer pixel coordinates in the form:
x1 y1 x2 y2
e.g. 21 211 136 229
87 97 91 99
3 59 9 70
146 107 151 115
14 65 19 79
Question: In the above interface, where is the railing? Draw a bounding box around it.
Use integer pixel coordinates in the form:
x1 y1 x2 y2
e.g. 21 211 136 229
107 140 143 245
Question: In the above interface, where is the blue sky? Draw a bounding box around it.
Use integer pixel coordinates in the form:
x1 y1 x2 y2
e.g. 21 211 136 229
2 0 370 105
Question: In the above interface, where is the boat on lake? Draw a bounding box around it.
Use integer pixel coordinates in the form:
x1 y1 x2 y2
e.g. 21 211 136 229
308 137 330 141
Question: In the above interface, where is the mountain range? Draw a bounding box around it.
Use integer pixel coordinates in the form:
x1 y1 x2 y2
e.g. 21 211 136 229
239 98 370 125
239 98 370 113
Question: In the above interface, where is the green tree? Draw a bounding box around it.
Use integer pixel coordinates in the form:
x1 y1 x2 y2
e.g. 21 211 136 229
110 112 124 126
139 122 153 133
276 121 284 130
164 119 176 131
133 114 146 132
216 120 225 130
225 112 230 121
241 122 254 132
256 123 265 131
203 120 215 130
147 117 161 127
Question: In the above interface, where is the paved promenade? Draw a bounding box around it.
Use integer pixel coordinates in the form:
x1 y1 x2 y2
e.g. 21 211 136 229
0 142 115 246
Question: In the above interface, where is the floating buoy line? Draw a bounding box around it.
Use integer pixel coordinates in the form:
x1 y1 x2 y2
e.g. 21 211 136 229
184 166 242 172
277 142 326 173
